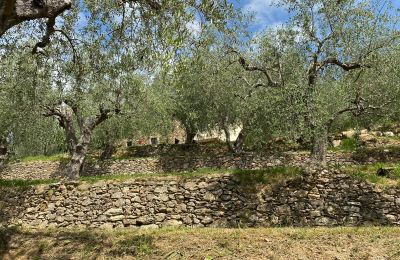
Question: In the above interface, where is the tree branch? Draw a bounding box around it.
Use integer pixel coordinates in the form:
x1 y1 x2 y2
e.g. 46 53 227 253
229 49 280 87
319 57 371 71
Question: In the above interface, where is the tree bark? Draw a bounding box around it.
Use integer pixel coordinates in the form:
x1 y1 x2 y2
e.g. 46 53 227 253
185 126 197 144
233 128 246 153
223 126 235 153
311 127 328 166
0 0 71 37
0 136 8 168
100 134 114 161
44 103 115 180
63 129 91 180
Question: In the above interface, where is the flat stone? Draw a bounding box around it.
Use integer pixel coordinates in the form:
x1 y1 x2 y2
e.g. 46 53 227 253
184 182 197 191
110 215 125 221
105 208 123 216
140 224 159 229
162 220 183 227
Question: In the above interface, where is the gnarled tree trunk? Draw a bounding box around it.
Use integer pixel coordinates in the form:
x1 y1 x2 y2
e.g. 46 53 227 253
0 0 71 37
185 125 197 144
44 102 115 180
233 128 246 154
311 127 328 166
223 126 235 153
64 128 92 180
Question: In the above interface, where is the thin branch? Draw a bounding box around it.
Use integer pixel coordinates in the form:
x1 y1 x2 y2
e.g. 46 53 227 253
54 29 78 64
319 57 371 71
228 49 280 87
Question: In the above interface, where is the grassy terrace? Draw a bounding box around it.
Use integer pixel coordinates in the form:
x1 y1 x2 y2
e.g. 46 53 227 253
344 163 400 188
0 167 304 188
1 227 399 259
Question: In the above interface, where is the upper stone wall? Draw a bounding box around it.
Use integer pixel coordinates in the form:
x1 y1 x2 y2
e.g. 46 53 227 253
0 152 358 181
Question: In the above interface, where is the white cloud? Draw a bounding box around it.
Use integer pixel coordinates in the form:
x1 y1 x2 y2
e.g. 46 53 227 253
243 0 288 29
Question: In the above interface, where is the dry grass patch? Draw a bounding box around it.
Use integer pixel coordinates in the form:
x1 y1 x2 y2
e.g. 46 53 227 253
1 227 400 259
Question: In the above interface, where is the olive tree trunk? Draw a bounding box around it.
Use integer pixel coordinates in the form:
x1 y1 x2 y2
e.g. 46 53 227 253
185 125 197 144
0 136 8 168
223 126 235 153
233 128 246 153
44 103 115 180
310 127 328 166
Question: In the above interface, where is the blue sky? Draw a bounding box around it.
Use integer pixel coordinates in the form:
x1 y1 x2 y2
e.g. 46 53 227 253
232 0 400 34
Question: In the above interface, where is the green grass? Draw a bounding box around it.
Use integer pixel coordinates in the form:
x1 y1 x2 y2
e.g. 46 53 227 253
330 138 361 152
2 226 400 259
0 167 303 188
18 153 69 163
344 162 400 188
0 179 57 188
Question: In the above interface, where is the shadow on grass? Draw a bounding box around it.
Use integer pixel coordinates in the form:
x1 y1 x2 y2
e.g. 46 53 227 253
0 228 155 259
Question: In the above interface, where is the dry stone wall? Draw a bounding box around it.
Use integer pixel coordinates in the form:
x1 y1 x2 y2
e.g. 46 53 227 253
1 170 399 229
0 152 357 180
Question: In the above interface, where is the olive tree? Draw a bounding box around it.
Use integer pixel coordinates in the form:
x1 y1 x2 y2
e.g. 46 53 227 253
233 0 399 163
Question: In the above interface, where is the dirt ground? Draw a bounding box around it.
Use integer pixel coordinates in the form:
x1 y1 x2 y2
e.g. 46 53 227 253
1 227 400 260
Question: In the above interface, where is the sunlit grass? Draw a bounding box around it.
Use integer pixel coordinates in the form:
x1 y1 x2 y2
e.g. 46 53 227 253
0 167 303 187
18 153 69 163
344 162 400 188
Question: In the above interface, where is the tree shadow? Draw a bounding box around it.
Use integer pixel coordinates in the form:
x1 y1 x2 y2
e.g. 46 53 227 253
0 227 156 259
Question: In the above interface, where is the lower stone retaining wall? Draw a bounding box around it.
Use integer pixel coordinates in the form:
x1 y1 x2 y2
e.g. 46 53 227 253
0 152 357 180
1 170 399 228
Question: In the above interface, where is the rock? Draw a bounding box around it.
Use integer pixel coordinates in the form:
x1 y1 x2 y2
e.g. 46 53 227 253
105 208 123 216
111 192 123 199
310 210 321 217
342 130 356 139
204 192 216 202
77 183 90 191
183 182 197 191
359 133 377 143
154 186 168 193
162 220 183 227
136 216 153 225
201 217 213 225
81 199 91 206
155 213 166 222
383 131 395 137
110 215 125 221
332 140 342 148
315 217 336 226
157 194 170 202
182 216 192 225
140 224 159 229
385 214 397 222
